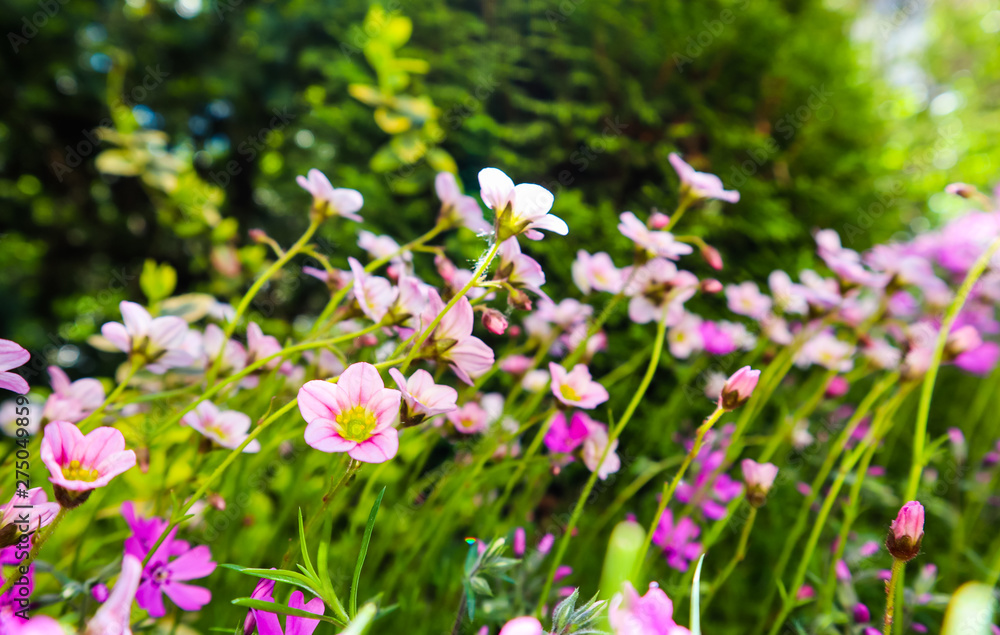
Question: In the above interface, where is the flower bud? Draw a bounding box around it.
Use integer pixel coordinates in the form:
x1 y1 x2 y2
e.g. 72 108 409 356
248 228 269 243
92 583 110 603
719 366 761 411
886 500 924 561
853 603 870 623
649 211 670 229
482 308 509 335
741 459 778 507
700 244 724 270
700 278 723 294
499 616 544 635
944 182 978 198
945 325 981 359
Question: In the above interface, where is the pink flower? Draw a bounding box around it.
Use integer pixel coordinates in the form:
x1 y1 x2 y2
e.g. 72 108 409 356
298 363 402 463
181 401 261 453
796 333 855 372
853 603 871 623
549 363 609 410
201 324 247 374
581 419 620 480
624 260 698 325
250 589 325 635
669 153 740 204
436 172 490 233
41 366 105 424
445 401 489 434
741 459 778 506
0 339 30 395
887 500 924 561
796 585 815 601
618 212 693 260
348 257 396 323
955 342 1000 375
388 368 457 427
245 323 284 369
499 355 533 375
11 615 65 634
296 168 363 221
609 581 692 635
482 308 509 335
40 422 136 505
543 411 591 454
420 290 495 385
478 167 567 241
101 301 193 373
768 270 808 315
572 251 623 294
668 313 704 359
496 238 547 296
725 281 772 319
85 554 142 635
243 576 276 633
136 543 216 618
498 616 545 635
653 509 702 572
0 488 60 548
719 366 760 411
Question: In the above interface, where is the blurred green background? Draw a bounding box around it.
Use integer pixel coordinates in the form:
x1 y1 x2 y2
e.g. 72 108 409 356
3 0 998 370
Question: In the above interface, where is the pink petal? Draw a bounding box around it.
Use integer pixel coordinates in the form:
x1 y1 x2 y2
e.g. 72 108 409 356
101 322 132 352
47 366 71 393
304 421 357 454
0 340 29 372
166 545 217 580
120 301 151 337
77 427 127 467
368 388 402 431
338 363 384 407
511 183 554 220
0 372 29 395
136 580 167 617
163 581 212 611
348 429 399 463
478 167 515 210
149 316 189 349
298 381 342 423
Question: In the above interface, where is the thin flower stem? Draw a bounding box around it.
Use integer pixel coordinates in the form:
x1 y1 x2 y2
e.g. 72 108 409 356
0 508 69 596
632 405 726 581
399 240 501 373
534 309 671 616
285 459 362 564
883 557 906 635
705 506 757 607
905 235 1000 502
78 363 137 432
207 217 322 383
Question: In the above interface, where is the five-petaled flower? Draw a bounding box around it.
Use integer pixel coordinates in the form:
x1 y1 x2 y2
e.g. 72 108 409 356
101 301 193 374
669 153 740 204
40 421 137 508
298 362 402 463
478 167 568 241
297 168 364 222
389 368 458 427
549 363 609 410
181 401 261 453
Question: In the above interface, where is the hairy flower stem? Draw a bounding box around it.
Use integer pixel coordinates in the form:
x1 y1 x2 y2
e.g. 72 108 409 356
0 508 69 596
77 363 137 432
705 506 757 608
207 217 321 384
883 557 906 635
284 459 361 565
534 311 671 616
905 235 1000 502
399 240 501 373
632 406 725 582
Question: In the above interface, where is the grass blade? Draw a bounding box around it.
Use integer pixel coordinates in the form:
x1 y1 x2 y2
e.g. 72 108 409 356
351 486 386 618
690 553 706 635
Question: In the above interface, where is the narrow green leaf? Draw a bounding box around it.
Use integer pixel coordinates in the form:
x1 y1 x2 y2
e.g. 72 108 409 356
231 598 344 626
465 584 476 620
339 603 378 635
690 553 706 635
351 487 386 619
298 509 317 578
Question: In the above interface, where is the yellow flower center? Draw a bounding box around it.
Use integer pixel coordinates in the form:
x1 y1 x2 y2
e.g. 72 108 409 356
336 405 378 442
559 384 580 402
61 459 99 482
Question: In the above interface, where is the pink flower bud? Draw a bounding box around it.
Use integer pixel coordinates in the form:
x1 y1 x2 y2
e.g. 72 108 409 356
945 182 978 198
700 244 724 270
719 366 761 410
741 459 778 506
886 500 924 561
537 533 555 554
649 211 670 229
853 603 870 623
700 278 723 294
91 583 109 603
945 325 981 359
513 527 526 557
482 308 509 335
499 616 544 635
248 228 269 243
825 376 849 398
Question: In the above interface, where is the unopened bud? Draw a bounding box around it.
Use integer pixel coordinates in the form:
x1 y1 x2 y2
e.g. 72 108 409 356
700 244 723 270
886 500 924 561
700 278 723 294
719 366 761 411
741 459 778 507
482 308 509 335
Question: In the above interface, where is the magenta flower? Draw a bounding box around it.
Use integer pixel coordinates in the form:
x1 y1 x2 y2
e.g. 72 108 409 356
886 500 924 561
445 401 489 434
40 422 137 507
609 581 692 635
543 411 590 454
618 212 693 260
668 153 740 204
653 509 702 571
419 289 495 385
41 366 104 424
549 363 609 410
249 589 325 635
85 554 142 635
181 401 261 453
136 543 216 618
122 502 179 561
572 250 623 294
741 459 779 507
478 167 567 241
298 362 402 463
388 368 458 427
0 488 61 548
498 616 545 635
296 168 363 221
0 339 30 395
101 301 193 373
436 171 490 233
243 576 276 633
718 366 760 411
698 320 736 356
6 614 64 633
955 342 1000 375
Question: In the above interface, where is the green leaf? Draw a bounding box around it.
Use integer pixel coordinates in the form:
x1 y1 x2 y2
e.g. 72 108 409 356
351 487 385 618
468 575 492 597
465 584 476 621
298 509 318 579
340 603 378 635
232 598 344 626
221 565 324 599
941 582 995 635
690 553 706 635
139 259 177 304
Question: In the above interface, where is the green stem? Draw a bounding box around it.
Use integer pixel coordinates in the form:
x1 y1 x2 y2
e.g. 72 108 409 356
705 506 757 608
285 459 361 565
207 218 321 383
78 363 138 432
883 558 905 635
399 240 501 373
905 235 1000 501
632 406 726 581
534 309 671 616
